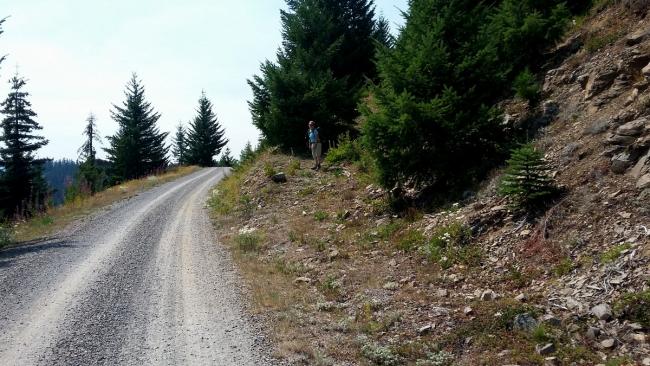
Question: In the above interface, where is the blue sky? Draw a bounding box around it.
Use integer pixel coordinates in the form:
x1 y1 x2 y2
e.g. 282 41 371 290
0 0 407 160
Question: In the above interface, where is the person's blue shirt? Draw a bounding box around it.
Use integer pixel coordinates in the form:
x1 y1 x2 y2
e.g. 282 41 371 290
308 128 320 143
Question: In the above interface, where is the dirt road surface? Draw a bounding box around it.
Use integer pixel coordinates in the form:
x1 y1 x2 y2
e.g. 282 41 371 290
0 168 273 365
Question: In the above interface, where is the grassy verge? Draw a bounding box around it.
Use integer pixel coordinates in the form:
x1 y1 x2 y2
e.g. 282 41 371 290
6 165 200 245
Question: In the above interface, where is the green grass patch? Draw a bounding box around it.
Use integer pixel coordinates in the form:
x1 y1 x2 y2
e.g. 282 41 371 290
396 229 425 252
314 210 328 222
422 222 479 269
233 231 264 253
613 290 650 327
600 243 631 264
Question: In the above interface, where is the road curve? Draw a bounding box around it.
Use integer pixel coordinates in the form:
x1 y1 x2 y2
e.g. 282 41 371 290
0 168 272 365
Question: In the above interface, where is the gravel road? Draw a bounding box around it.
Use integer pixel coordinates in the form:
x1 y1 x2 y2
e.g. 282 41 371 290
0 168 273 365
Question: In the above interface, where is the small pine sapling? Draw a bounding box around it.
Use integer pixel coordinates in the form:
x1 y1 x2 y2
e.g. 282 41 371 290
499 144 557 211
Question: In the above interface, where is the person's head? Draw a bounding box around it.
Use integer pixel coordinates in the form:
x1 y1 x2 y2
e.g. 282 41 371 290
308 120 316 129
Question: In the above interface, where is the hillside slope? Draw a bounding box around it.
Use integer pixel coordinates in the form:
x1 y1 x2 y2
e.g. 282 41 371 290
209 5 650 366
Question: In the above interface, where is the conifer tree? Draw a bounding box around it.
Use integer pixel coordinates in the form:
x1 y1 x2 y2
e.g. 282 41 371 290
0 74 49 217
499 144 557 211
248 0 389 150
185 93 227 167
77 113 103 194
171 123 187 165
363 0 579 197
239 141 254 164
216 147 237 167
105 74 168 181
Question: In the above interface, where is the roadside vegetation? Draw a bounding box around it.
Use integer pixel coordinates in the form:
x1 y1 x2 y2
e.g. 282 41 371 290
4 165 199 246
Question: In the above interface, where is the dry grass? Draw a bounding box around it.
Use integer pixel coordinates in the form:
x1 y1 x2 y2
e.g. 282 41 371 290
11 166 200 243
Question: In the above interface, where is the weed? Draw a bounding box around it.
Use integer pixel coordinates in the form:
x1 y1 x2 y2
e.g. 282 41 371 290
613 290 650 327
532 325 553 343
234 231 263 253
397 229 425 252
600 243 631 264
553 257 575 277
585 31 622 53
360 342 402 366
314 210 328 222
298 186 315 197
287 159 301 175
0 224 14 248
318 275 341 299
605 357 634 366
415 351 454 366
263 163 276 177
377 221 403 240
324 132 361 165
422 222 477 269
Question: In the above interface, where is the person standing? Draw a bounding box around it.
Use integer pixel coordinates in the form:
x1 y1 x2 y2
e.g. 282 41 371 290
307 120 322 170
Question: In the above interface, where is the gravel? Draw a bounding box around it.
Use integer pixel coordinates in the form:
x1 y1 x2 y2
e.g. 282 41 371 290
0 168 274 365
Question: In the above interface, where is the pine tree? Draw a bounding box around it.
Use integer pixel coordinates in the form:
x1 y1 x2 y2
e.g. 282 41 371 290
185 93 227 167
247 0 388 150
499 144 557 211
171 123 187 165
105 74 168 181
77 113 103 195
0 74 49 217
239 141 254 164
216 147 237 167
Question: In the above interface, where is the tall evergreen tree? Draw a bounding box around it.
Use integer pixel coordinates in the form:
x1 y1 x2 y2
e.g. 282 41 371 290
216 147 237 167
105 74 168 181
171 123 187 165
363 0 580 197
248 0 389 150
0 74 49 217
77 113 104 194
185 93 227 167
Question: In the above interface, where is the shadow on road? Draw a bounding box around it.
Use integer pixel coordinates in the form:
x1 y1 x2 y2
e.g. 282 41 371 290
0 239 75 269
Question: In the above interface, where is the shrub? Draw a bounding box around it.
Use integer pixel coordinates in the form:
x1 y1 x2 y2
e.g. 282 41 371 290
513 68 540 104
397 229 425 252
314 210 328 222
0 224 14 248
422 222 477 269
499 144 557 211
600 243 632 264
613 290 650 327
286 159 301 175
233 231 263 253
263 163 276 177
325 132 362 165
361 342 402 366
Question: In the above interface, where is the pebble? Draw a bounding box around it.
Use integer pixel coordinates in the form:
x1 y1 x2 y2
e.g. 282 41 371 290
463 306 473 315
600 338 616 349
591 304 612 321
515 293 527 302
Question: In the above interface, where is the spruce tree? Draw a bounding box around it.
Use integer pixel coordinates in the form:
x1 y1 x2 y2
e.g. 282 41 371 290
105 74 168 181
499 144 557 211
248 0 388 150
239 141 254 164
185 93 227 167
77 113 103 194
216 147 237 167
171 123 187 165
0 74 49 217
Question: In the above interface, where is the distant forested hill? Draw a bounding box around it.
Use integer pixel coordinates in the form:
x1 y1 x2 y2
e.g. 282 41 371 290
44 159 79 206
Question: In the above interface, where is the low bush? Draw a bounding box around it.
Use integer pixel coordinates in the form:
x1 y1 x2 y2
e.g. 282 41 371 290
324 132 361 165
513 68 541 104
0 224 14 248
422 222 477 269
613 290 650 327
233 231 264 253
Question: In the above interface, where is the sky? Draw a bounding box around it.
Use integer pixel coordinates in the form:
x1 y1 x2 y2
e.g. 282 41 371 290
0 0 408 160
